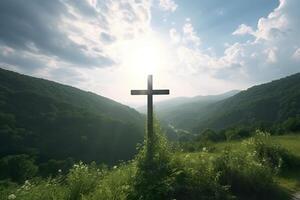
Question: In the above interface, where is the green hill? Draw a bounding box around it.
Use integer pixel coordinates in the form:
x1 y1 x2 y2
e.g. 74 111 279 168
154 90 239 131
0 68 144 173
158 73 300 134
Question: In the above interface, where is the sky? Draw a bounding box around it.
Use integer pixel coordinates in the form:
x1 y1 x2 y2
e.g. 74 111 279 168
0 0 299 107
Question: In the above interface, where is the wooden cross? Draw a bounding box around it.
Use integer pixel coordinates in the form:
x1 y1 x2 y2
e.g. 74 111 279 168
131 75 169 143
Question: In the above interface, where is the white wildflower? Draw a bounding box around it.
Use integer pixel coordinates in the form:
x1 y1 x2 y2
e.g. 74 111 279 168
8 194 16 199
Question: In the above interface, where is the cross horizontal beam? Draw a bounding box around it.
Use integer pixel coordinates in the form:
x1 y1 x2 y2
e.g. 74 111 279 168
131 90 147 95
152 89 170 95
131 89 170 95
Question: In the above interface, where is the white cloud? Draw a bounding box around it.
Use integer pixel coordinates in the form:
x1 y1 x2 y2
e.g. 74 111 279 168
182 23 201 47
159 0 178 12
169 28 180 44
232 24 254 36
2 0 300 106
292 48 300 61
166 0 300 92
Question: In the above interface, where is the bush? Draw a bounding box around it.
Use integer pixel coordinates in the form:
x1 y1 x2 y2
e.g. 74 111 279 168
129 121 174 200
245 130 300 171
170 153 233 200
214 147 282 200
0 154 38 183
67 161 104 200
196 129 226 142
1 179 68 200
88 163 136 200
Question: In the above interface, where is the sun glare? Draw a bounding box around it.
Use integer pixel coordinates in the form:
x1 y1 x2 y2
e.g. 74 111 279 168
124 34 167 77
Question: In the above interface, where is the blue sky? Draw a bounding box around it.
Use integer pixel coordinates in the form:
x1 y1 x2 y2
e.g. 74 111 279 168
152 0 279 54
0 0 299 106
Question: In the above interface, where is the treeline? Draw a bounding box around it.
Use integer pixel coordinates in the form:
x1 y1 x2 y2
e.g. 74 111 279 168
174 115 300 153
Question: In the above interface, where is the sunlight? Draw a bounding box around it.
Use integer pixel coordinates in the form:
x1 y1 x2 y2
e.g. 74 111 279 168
123 34 168 77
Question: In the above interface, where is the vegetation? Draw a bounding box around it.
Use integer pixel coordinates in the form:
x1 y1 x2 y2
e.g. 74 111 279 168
1 125 299 200
156 73 300 134
1 69 300 199
0 68 144 180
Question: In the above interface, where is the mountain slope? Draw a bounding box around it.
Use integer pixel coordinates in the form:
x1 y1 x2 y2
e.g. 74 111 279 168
159 73 300 133
194 73 300 132
0 68 144 167
151 90 240 131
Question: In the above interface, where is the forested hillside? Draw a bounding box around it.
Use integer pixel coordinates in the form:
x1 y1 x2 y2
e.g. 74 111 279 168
148 90 239 131
158 73 300 134
0 68 144 180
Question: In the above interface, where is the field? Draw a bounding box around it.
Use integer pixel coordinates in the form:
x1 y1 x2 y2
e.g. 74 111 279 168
210 134 300 192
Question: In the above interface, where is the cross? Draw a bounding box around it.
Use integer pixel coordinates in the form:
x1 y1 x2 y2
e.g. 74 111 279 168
131 75 169 147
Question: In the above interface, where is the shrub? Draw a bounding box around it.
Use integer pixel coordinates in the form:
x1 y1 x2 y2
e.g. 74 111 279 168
214 147 280 200
246 130 300 171
129 121 174 200
0 154 38 183
2 179 68 200
88 163 136 200
170 153 233 200
67 161 104 200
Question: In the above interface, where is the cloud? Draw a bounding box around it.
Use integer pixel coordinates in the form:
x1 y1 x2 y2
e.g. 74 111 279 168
0 0 116 69
181 23 201 47
225 0 300 81
169 0 300 86
0 0 152 84
169 28 180 44
292 48 300 61
159 0 178 12
232 24 254 36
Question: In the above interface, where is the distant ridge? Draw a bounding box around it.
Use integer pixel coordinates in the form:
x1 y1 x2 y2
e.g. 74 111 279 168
137 90 240 114
158 72 300 133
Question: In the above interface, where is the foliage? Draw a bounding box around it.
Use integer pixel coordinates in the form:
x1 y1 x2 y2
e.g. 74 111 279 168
155 72 300 134
129 121 174 200
0 154 38 183
245 131 300 172
214 147 281 200
88 163 136 200
67 162 104 200
196 128 226 142
0 68 144 180
1 130 297 200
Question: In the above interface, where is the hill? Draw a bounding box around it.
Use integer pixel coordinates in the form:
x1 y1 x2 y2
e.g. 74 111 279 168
158 73 300 134
149 90 239 132
137 90 239 114
0 68 144 176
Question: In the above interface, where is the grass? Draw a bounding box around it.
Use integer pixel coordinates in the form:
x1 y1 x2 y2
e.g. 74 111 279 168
1 131 299 200
206 133 300 193
272 134 300 156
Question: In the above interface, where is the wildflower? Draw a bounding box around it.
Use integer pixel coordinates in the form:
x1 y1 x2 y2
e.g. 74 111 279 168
202 147 207 152
8 194 16 199
113 165 118 169
58 169 62 173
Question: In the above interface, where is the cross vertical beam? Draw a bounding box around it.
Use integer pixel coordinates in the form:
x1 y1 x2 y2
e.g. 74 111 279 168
147 75 153 142
131 75 169 150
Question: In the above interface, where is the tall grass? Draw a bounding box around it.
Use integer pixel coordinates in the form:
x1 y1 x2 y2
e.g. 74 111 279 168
1 127 296 200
